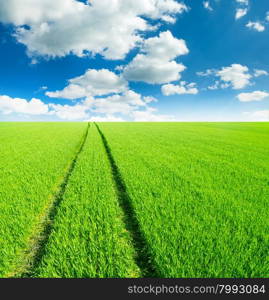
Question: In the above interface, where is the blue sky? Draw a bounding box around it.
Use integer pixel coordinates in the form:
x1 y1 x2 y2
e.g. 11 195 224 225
0 0 268 121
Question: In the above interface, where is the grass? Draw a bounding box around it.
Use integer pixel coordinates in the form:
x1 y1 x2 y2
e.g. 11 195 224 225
0 122 268 278
0 122 87 277
98 122 269 277
32 124 140 278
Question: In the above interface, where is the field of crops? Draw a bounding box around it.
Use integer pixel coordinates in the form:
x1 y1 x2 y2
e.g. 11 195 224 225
0 122 88 277
0 122 268 278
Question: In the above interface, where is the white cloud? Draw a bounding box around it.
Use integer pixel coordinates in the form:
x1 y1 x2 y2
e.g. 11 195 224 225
48 103 89 120
162 81 198 96
0 95 49 115
0 0 188 60
144 0 188 23
142 31 189 60
131 107 176 122
207 81 231 90
236 0 248 4
266 12 269 22
203 1 213 11
197 69 215 77
235 8 248 20
0 0 84 26
87 115 125 122
143 96 158 103
217 64 252 89
123 31 188 84
46 84 87 100
237 91 269 102
0 90 163 121
208 81 220 90
46 69 127 99
199 64 252 90
0 94 91 120
198 65 269 91
88 90 148 115
254 69 268 77
123 55 186 84
246 22 265 32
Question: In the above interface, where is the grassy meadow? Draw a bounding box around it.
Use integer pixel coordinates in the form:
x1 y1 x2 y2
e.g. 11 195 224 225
0 122 268 278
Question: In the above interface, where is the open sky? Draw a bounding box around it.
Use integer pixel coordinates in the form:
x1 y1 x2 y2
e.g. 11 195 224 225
0 0 268 121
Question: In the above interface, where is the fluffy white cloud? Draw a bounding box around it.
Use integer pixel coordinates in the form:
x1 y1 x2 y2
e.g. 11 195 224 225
196 69 215 77
198 64 252 90
235 8 248 20
0 0 187 60
246 22 265 32
144 0 188 23
143 96 158 103
88 90 148 115
142 31 189 60
0 95 49 115
87 115 124 122
46 84 87 100
207 81 230 90
235 0 248 20
0 0 84 25
0 90 163 121
46 69 127 99
266 12 269 22
203 1 213 11
162 81 198 96
0 94 91 120
123 55 186 84
237 91 269 102
254 69 268 77
217 64 252 89
236 0 249 5
48 103 89 120
131 107 176 122
123 31 188 84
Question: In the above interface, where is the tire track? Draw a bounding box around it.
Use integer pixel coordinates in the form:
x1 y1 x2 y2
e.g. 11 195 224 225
8 123 90 278
95 123 159 277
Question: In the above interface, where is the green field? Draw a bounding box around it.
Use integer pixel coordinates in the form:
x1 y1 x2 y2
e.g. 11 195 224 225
0 122 268 278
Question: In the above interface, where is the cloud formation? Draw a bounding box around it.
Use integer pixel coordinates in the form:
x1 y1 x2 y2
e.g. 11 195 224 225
0 89 164 121
217 64 252 89
46 69 127 99
87 115 124 122
237 91 269 102
198 64 252 90
162 81 198 96
87 90 148 115
235 8 248 20
123 31 188 84
246 22 265 32
0 95 49 115
203 1 213 12
236 0 248 4
131 107 176 122
0 0 187 60
254 69 268 77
